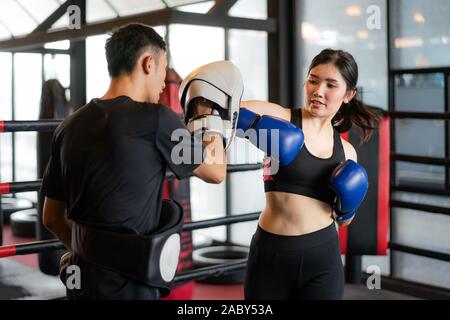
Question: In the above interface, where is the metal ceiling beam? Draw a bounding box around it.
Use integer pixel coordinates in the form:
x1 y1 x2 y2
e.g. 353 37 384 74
0 8 276 51
32 0 77 33
208 0 238 16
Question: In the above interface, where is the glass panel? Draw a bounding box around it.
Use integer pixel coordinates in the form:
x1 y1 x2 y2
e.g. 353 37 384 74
86 34 110 101
50 13 67 30
393 192 450 209
395 162 445 189
394 73 444 113
392 252 450 290
175 0 215 13
87 0 118 23
109 0 165 16
14 53 42 121
14 132 37 202
13 53 41 202
299 0 387 109
395 119 445 157
44 40 70 50
228 29 267 166
0 53 12 120
169 24 224 78
44 54 70 89
0 133 13 182
0 20 12 40
229 0 267 20
0 0 37 37
0 53 12 182
393 208 450 255
391 0 450 69
229 170 264 246
190 177 226 243
17 0 60 23
229 29 268 101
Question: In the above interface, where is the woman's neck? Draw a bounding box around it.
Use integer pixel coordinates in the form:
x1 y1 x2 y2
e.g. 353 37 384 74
301 108 334 136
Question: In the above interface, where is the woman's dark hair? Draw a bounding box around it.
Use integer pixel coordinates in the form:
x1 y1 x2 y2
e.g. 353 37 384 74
308 48 382 142
184 97 223 124
105 23 166 77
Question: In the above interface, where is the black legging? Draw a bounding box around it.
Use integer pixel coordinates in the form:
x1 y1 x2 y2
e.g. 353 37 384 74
244 222 344 300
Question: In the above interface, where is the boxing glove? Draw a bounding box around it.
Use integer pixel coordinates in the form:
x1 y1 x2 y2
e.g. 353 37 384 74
236 108 304 166
328 160 369 223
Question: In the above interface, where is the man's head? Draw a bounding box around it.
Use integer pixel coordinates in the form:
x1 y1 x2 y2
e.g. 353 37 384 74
105 23 167 103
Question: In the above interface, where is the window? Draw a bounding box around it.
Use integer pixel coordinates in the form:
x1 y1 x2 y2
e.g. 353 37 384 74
394 73 445 113
169 24 224 78
13 53 42 202
299 0 388 109
391 0 450 69
0 53 12 182
395 119 445 158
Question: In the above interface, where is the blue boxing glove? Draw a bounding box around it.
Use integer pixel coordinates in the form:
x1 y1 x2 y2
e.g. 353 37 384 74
236 108 304 166
328 160 368 223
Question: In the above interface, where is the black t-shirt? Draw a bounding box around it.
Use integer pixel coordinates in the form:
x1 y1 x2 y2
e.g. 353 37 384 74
41 96 203 235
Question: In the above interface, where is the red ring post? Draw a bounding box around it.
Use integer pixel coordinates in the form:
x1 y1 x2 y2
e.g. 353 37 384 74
0 245 17 258
0 182 10 195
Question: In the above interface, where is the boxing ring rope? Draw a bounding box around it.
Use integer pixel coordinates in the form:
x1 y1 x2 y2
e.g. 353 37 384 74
0 120 61 132
174 260 247 285
0 164 263 195
0 119 265 286
0 212 259 285
3 118 450 289
0 211 261 258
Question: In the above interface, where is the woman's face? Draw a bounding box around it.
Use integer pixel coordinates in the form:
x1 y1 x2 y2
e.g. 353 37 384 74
304 63 355 118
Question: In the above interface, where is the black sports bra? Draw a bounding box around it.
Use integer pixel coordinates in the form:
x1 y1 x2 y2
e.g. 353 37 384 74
263 108 346 206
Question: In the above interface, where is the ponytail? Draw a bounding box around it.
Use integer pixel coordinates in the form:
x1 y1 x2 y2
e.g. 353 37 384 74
332 93 382 143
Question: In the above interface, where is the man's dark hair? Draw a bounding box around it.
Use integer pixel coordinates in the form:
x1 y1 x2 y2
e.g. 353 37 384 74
105 23 166 77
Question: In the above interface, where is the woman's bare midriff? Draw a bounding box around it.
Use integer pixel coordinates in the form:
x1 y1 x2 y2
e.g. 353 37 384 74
259 191 335 236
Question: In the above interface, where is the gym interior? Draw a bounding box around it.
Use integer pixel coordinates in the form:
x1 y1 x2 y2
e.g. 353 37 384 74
0 0 449 301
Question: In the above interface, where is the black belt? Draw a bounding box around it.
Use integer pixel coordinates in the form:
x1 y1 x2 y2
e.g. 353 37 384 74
71 199 183 297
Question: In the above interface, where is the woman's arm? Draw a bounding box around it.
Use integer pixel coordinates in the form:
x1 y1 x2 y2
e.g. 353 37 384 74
335 139 358 227
240 100 291 121
341 138 358 163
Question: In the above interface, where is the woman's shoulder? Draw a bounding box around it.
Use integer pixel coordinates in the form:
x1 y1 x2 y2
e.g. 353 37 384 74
340 137 357 162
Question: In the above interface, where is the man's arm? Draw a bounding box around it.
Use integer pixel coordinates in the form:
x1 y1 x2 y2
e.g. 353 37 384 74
42 197 72 249
192 133 226 184
185 102 227 184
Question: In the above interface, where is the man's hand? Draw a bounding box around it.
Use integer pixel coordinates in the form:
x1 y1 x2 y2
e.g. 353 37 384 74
59 251 72 286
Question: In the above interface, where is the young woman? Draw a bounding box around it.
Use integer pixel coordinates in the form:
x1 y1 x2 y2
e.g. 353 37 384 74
242 49 381 300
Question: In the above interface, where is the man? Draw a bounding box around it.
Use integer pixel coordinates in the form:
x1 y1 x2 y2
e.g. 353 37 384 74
41 23 227 299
